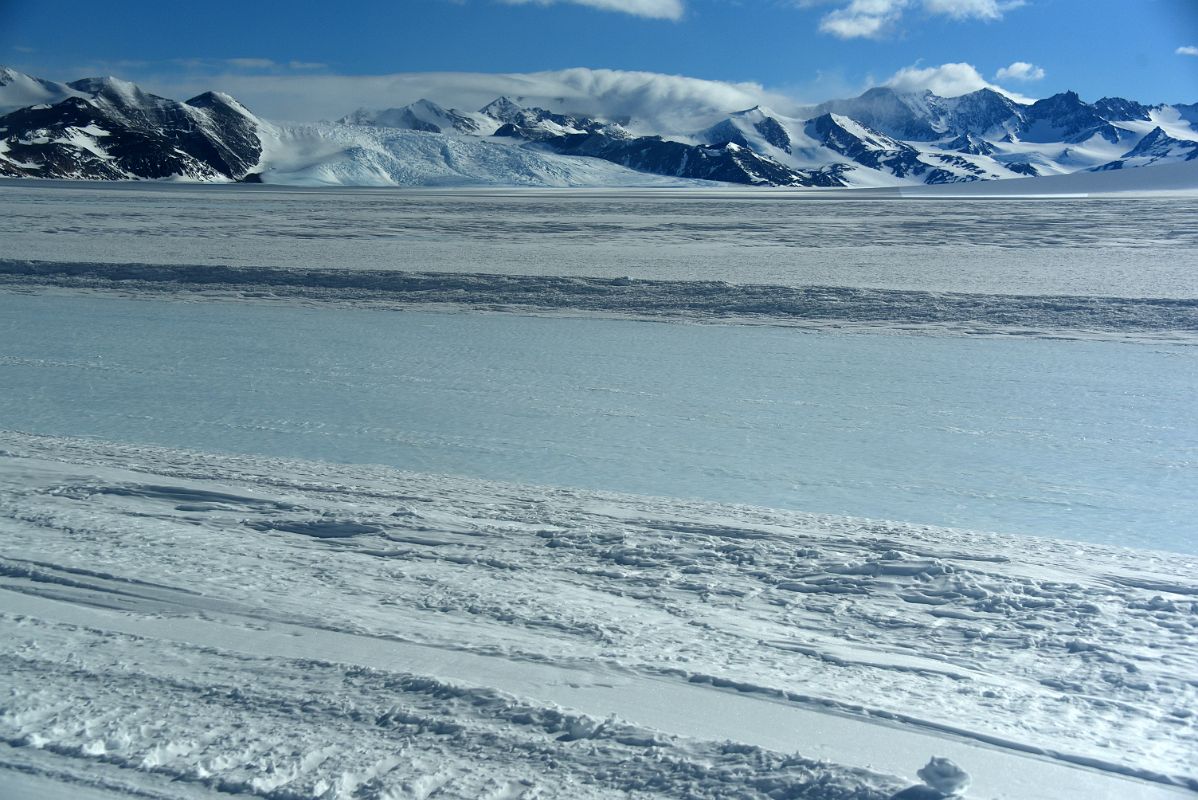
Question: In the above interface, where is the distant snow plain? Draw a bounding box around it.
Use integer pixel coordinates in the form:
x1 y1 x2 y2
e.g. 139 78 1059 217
1 171 1196 800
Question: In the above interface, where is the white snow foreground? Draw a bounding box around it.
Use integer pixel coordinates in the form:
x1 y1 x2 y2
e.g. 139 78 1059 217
0 432 1195 800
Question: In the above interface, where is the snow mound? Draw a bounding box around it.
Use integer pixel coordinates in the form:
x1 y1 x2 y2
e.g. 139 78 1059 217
917 758 971 796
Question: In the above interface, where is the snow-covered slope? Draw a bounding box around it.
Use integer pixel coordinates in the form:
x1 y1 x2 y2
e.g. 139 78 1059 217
0 65 81 113
1097 126 1198 170
255 121 705 187
339 98 500 136
898 158 1198 196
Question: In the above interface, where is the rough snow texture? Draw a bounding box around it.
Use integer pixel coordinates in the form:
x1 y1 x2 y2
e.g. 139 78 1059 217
0 431 1196 800
2 182 1197 305
3 259 1196 340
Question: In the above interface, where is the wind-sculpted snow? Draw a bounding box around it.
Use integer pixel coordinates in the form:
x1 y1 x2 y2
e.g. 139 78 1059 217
0 433 1195 799
3 183 1197 301
3 258 1197 338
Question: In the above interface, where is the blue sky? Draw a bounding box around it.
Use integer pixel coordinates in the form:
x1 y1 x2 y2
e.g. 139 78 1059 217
2 0 1196 119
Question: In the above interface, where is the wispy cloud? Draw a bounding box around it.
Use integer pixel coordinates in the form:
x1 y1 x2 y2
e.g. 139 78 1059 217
225 58 277 70
922 0 1022 20
994 61 1045 82
220 58 330 72
813 0 1024 39
500 0 684 20
1177 45 1198 57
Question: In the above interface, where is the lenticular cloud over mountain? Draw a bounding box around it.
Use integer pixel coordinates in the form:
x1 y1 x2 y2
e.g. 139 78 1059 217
146 67 802 128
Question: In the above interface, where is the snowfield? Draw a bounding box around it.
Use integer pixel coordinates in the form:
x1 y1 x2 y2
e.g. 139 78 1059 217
1 432 1195 799
2 183 1196 800
3 178 1197 301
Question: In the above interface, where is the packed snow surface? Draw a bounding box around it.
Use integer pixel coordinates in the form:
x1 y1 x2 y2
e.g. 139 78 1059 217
1 432 1195 800
1 293 1195 553
2 181 1196 301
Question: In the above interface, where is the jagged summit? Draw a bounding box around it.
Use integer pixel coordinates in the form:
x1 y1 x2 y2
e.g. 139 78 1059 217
1094 96 1152 122
940 132 997 156
1099 125 1198 169
479 96 524 122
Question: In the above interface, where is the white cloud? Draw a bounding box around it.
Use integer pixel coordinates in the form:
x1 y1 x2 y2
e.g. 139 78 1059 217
814 0 1022 39
1177 45 1198 57
885 62 989 95
994 61 1045 82
884 61 1032 101
500 0 684 20
922 0 1022 20
819 0 908 39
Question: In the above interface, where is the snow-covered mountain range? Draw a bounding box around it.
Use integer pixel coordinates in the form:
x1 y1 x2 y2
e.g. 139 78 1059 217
2 66 1195 188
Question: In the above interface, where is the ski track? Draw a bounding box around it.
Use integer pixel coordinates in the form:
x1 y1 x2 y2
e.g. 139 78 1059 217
1 431 1195 799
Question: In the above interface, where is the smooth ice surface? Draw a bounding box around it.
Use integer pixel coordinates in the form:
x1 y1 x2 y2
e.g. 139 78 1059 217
2 292 1195 553
3 181 1198 299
